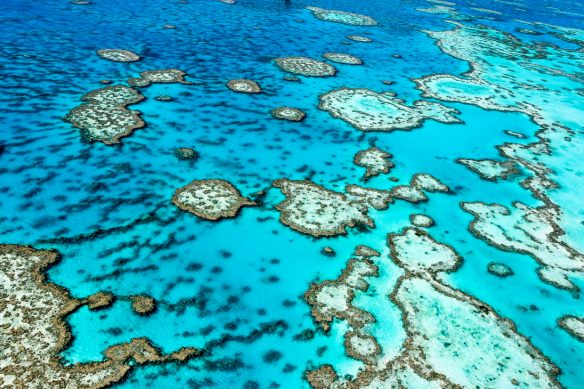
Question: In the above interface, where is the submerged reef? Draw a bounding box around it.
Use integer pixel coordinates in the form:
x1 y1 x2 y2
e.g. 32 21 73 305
322 53 363 65
346 35 372 42
558 316 584 342
318 87 462 132
462 201 583 290
271 107 306 121
457 158 519 181
172 179 255 221
306 229 562 388
127 69 192 87
273 57 337 77
226 79 262 93
353 147 394 180
64 85 145 144
488 262 514 277
409 213 433 227
305 6 378 26
0 245 199 388
155 95 173 101
174 147 197 159
96 49 140 62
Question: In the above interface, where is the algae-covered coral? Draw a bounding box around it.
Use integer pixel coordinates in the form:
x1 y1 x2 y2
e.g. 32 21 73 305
0 245 199 389
172 179 255 220
64 85 145 144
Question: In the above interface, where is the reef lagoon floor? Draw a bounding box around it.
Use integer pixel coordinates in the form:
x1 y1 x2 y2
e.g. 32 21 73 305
2 0 584 388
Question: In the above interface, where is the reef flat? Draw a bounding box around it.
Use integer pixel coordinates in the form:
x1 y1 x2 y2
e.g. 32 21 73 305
322 53 363 65
226 79 262 93
64 85 145 144
318 87 462 132
172 179 255 220
456 158 519 181
271 107 306 121
307 229 562 389
0 245 198 388
127 69 192 87
96 49 140 62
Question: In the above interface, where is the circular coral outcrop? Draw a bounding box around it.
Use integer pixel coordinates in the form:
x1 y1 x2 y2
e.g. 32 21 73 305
323 53 363 65
226 79 262 93
271 107 306 121
97 49 140 62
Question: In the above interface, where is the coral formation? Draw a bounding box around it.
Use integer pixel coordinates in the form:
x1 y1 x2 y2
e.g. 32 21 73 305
273 179 374 237
64 85 145 144
389 173 449 202
172 179 255 220
346 35 372 42
156 95 173 101
226 79 262 93
322 53 363 65
353 146 394 180
558 316 584 342
488 262 514 277
271 107 306 121
85 292 115 310
273 57 337 77
462 201 583 290
129 295 157 315
305 6 378 26
306 229 562 389
409 213 433 227
318 87 462 132
174 147 197 159
457 158 519 181
127 69 192 87
96 49 140 62
0 245 199 389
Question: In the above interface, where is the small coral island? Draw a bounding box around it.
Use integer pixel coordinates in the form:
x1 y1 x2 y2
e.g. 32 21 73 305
172 179 255 220
127 69 193 87
0 245 198 389
305 6 378 26
64 85 145 144
96 49 140 62
273 57 337 77
322 53 363 65
271 107 306 121
353 146 394 180
226 79 262 93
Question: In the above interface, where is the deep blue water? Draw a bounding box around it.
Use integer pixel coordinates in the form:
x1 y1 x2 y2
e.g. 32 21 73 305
2 0 584 388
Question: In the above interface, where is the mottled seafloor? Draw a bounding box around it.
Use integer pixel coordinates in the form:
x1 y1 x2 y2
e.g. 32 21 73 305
1 0 584 388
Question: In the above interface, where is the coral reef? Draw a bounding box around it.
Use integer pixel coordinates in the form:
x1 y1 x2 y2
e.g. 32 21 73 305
64 85 145 144
174 147 197 159
155 95 173 101
127 69 192 87
273 57 336 77
172 179 255 220
96 49 140 62
353 147 394 180
129 295 157 315
305 6 378 26
271 107 306 121
306 229 562 389
85 292 115 310
273 179 374 237
456 158 519 181
488 262 514 277
0 245 199 389
226 79 262 93
346 35 372 42
389 173 449 202
409 213 433 227
322 53 363 65
462 201 583 290
558 316 584 342
318 87 462 132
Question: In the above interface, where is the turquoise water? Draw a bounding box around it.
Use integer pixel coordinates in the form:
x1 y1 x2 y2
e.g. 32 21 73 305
2 0 584 387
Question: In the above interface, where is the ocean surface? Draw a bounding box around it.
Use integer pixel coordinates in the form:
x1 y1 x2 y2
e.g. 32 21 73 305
1 0 584 388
